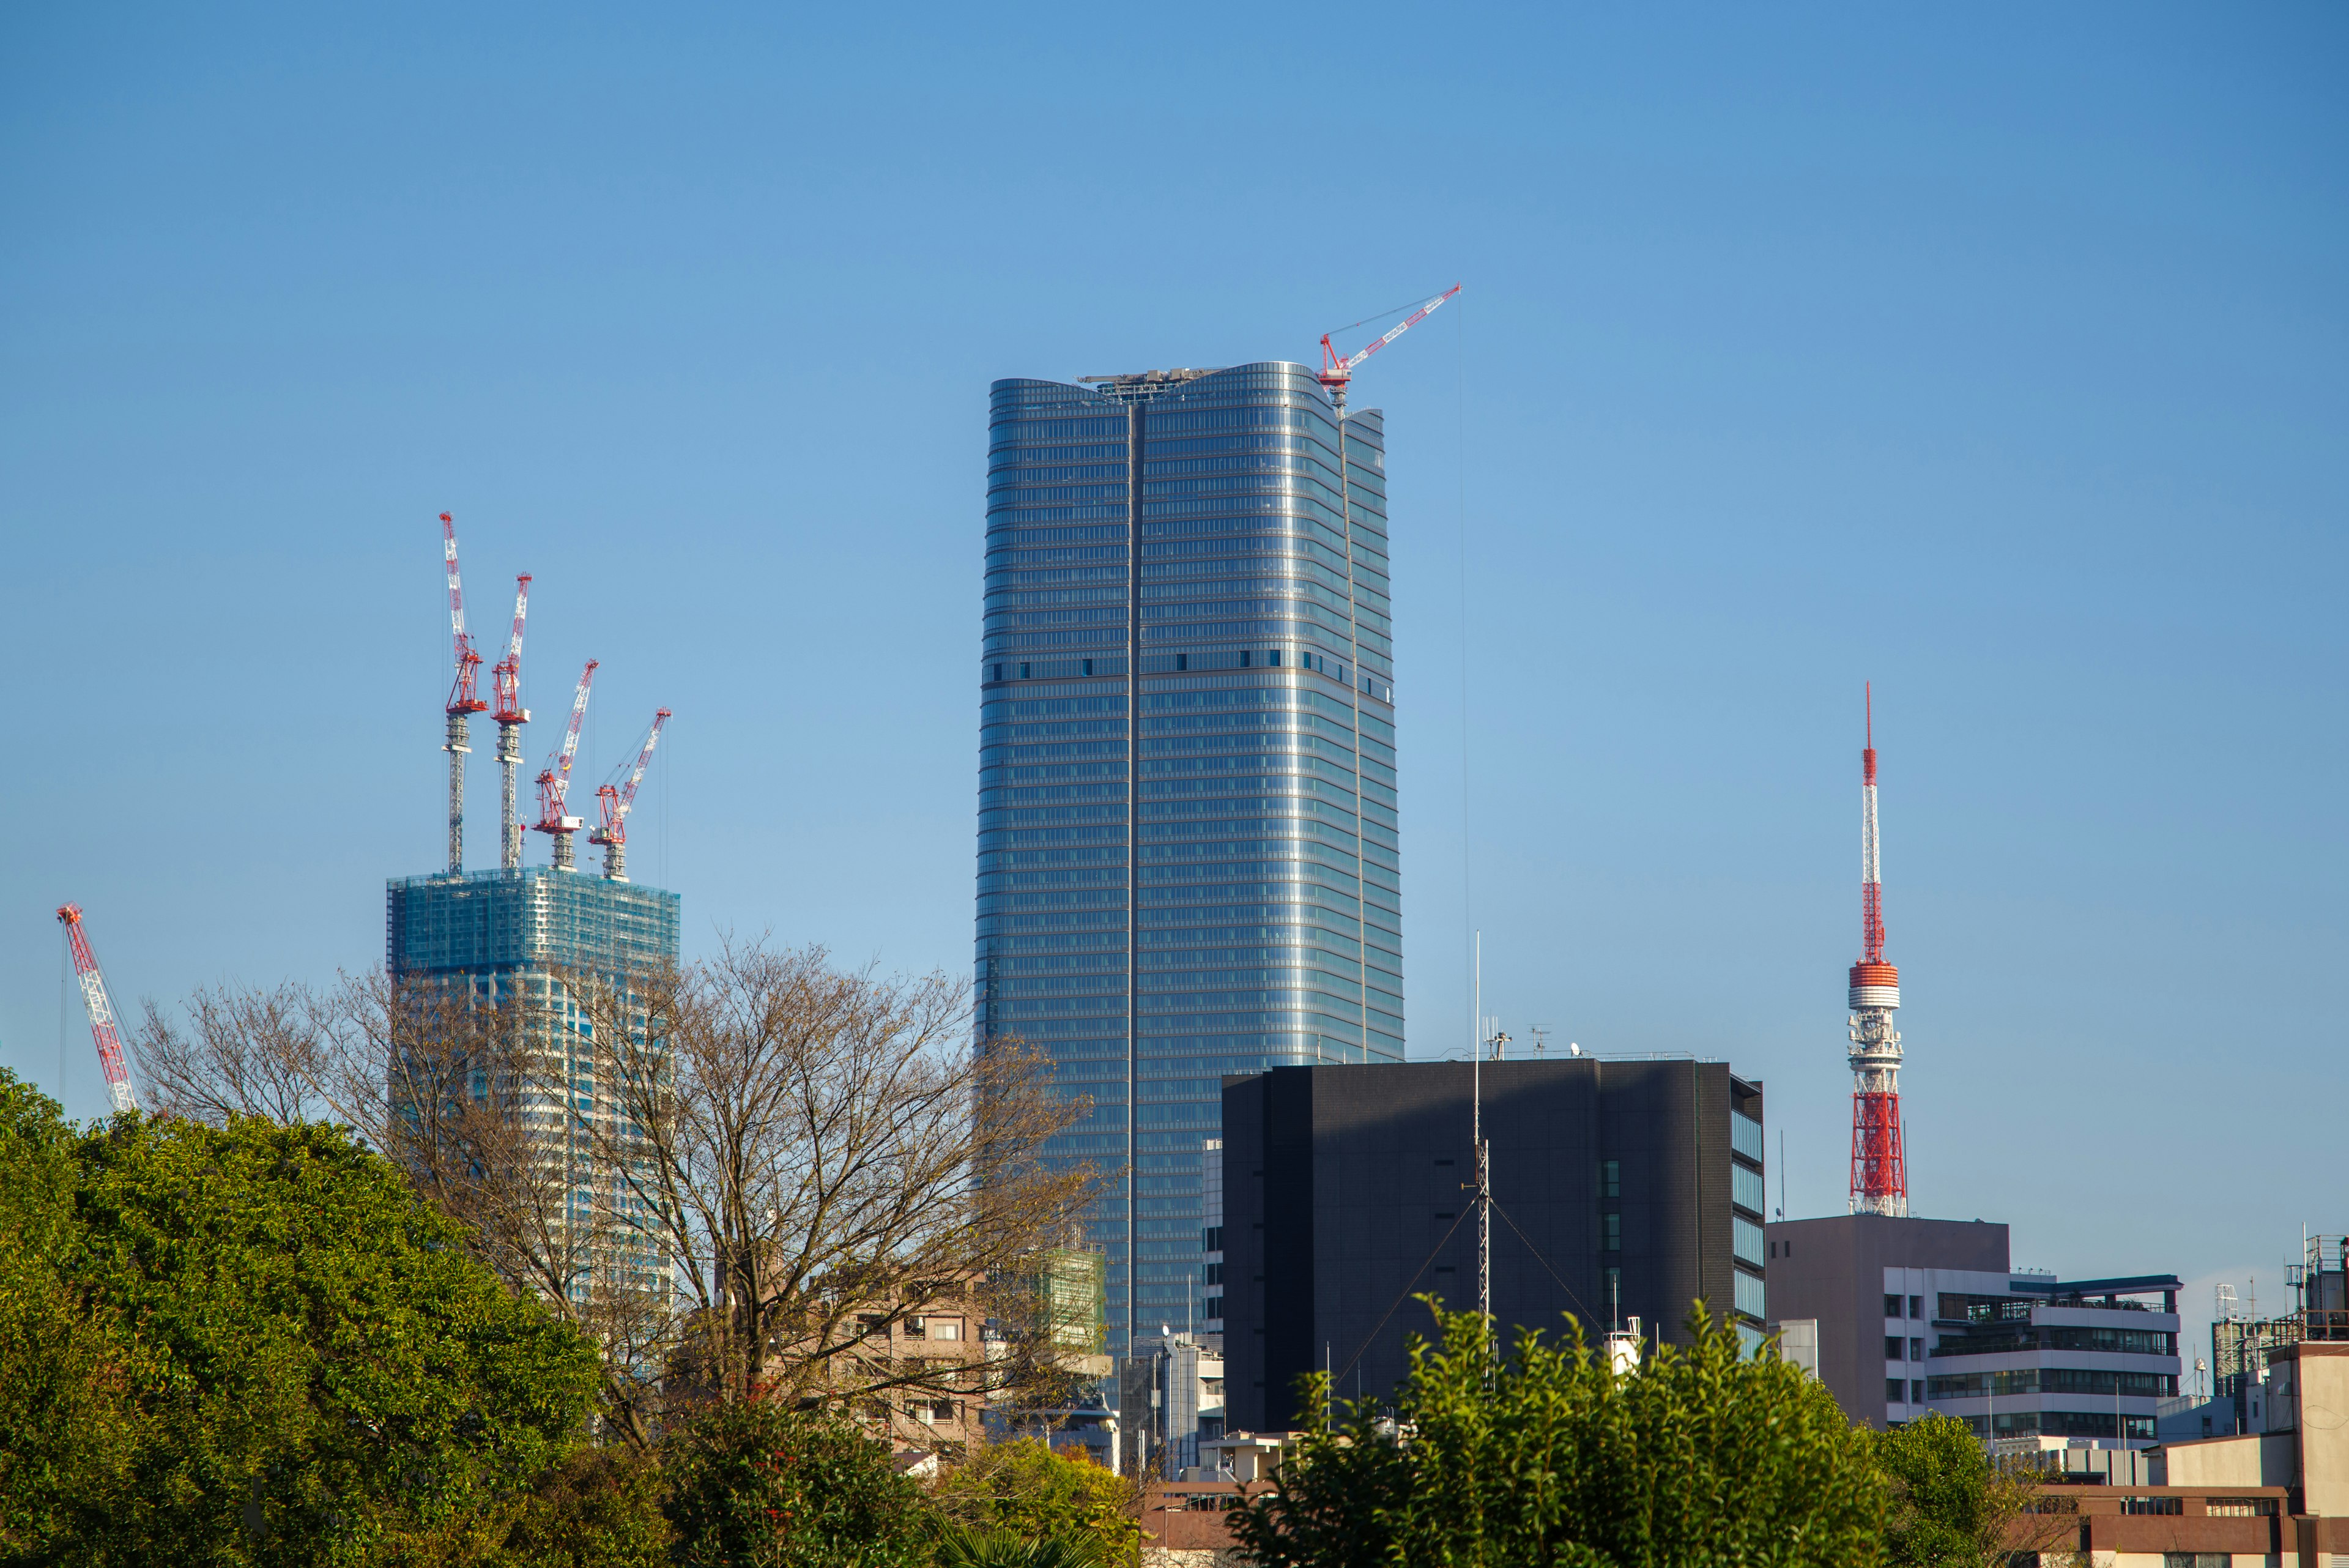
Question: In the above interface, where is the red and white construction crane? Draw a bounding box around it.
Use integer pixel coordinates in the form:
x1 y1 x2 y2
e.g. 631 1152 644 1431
531 659 599 871
1847 685 1908 1216
441 513 490 874
56 905 140 1117
587 708 672 882
490 574 533 871
1316 284 1461 414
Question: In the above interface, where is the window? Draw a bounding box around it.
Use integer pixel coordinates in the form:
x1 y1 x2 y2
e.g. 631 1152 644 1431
1909 1295 1924 1319
1732 1216 1764 1268
1730 1111 1764 1162
1885 1378 1906 1404
2205 1499 2277 1517
1886 1336 1906 1363
856 1314 888 1337
1176 654 1187 671
1732 1163 1765 1214
1911 1380 1924 1403
1268 650 1280 667
990 664 1003 680
1603 1214 1620 1252
1239 651 1249 667
904 1317 927 1338
2162 1555 2228 1568
1019 663 1030 678
1910 1338 1925 1362
1600 1159 1620 1198
1734 1271 1765 1320
930 1318 963 1341
2120 1497 2182 1515
1885 1294 1904 1320
1081 659 1093 675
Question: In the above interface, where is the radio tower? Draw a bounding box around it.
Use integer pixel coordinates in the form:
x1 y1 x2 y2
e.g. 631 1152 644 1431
1847 685 1907 1216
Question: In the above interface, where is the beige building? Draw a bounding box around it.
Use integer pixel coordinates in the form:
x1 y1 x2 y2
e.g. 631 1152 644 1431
2008 1338 2349 1564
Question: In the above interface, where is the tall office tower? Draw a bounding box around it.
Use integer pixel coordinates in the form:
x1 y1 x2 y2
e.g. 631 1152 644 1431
977 361 1406 1354
387 867 681 1297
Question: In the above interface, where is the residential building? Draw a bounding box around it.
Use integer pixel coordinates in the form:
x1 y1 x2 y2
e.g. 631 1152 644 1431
385 865 680 1300
1764 1214 2181 1444
976 362 1406 1354
1201 1137 1225 1337
1222 1058 1768 1432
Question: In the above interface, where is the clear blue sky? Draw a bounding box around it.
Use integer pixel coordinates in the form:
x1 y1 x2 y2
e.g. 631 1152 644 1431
5 4 2342 1356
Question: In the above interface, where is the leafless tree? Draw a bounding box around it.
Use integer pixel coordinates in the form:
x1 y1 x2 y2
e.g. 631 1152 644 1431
133 983 330 1125
563 938 1102 1440
132 943 1103 1452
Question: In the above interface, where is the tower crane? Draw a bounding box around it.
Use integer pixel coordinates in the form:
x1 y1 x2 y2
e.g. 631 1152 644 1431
441 513 489 874
587 708 671 882
56 905 140 1115
490 574 533 871
1316 284 1460 415
531 659 599 871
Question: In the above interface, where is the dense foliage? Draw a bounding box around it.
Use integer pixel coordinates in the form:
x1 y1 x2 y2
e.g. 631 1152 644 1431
1872 1413 2047 1567
662 1403 931 1568
1231 1302 1887 1567
927 1438 1136 1564
0 1071 603 1566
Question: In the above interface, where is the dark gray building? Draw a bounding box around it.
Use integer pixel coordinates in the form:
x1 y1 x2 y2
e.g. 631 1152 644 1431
1222 1059 1767 1432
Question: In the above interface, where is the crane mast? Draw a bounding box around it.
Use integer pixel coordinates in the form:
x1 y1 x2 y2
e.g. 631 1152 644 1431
491 574 533 871
532 659 600 871
588 708 672 882
56 905 140 1116
440 513 489 873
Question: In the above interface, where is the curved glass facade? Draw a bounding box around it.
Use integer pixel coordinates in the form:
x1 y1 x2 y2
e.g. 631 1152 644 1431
976 361 1405 1350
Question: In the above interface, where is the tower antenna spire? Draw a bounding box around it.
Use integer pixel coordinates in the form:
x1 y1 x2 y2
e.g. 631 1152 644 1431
1847 684 1907 1214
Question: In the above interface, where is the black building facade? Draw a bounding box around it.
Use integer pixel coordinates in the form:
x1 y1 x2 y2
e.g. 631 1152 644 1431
1222 1059 1767 1432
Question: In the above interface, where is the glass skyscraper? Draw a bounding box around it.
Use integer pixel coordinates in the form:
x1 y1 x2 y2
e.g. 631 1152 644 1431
976 360 1405 1351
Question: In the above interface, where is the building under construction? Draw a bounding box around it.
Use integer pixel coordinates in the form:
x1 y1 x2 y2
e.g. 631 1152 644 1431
392 512 680 1304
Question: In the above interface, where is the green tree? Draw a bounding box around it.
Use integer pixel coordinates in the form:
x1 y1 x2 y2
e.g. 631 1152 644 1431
1232 1301 1885 1567
1874 1413 2049 1567
662 1403 932 1568
929 1437 1136 1564
0 1075 143 1559
484 1445 674 1568
0 1078 604 1567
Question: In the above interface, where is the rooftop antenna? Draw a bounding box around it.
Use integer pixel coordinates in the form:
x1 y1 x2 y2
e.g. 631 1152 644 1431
1529 1024 1549 1057
1470 932 1492 1354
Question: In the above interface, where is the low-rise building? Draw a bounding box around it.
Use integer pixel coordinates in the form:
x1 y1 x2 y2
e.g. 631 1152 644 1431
1765 1214 2180 1445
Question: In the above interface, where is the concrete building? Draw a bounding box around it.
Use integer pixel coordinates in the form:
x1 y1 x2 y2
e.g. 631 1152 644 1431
1222 1058 1768 1432
1764 1215 2180 1446
975 363 1407 1355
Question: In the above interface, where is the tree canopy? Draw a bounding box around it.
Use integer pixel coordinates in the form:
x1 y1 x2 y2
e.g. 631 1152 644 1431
0 1071 601 1567
1232 1301 1887 1567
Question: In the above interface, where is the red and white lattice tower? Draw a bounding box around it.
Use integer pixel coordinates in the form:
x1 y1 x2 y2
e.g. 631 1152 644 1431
1847 685 1907 1216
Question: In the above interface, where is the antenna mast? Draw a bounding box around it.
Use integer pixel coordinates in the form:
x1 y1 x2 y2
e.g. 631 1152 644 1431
1846 684 1908 1215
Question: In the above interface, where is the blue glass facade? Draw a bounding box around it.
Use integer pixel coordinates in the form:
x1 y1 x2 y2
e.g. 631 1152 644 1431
976 362 1405 1351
